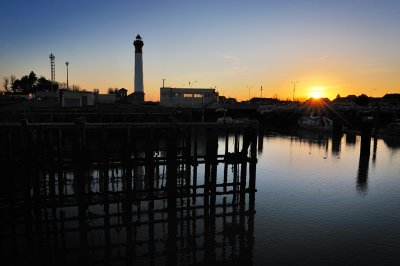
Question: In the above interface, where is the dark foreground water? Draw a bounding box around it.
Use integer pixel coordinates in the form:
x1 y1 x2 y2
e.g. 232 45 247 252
1 129 400 265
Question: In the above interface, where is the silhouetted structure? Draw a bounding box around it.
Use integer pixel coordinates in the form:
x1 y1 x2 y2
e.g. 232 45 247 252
0 120 258 265
49 53 55 85
129 34 145 104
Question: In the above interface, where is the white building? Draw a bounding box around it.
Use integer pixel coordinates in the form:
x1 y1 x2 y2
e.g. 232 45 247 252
62 91 95 107
95 93 116 104
160 87 218 108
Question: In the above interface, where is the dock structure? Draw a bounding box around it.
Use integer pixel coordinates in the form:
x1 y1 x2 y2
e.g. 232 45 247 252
0 120 258 265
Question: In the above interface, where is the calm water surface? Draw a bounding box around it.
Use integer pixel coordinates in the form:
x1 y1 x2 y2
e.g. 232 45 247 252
254 131 400 264
1 129 400 265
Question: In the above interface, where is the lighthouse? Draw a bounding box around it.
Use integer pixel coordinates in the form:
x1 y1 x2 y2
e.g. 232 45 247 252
132 34 145 103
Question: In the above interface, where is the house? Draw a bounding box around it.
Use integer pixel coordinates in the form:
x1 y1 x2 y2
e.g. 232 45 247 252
117 88 128 101
160 87 218 108
35 91 59 101
62 91 94 107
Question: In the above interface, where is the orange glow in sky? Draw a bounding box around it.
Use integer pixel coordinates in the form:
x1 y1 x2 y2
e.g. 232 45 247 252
0 1 399 102
308 86 326 99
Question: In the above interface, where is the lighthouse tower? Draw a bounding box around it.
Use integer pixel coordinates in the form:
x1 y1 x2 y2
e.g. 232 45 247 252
132 34 145 103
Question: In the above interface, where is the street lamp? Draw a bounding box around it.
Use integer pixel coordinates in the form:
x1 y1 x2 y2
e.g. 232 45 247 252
189 81 197 87
66 62 69 90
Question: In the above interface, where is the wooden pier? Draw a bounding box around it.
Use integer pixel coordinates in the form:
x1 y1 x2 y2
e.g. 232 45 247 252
0 120 258 265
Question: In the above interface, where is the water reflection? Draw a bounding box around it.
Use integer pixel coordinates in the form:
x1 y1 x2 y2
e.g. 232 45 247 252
0 124 257 266
331 133 342 156
262 128 396 196
357 135 371 195
346 133 357 146
2 123 400 265
383 137 400 149
357 127 373 195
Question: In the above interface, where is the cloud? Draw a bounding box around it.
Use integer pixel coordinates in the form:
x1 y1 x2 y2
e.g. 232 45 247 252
220 54 240 63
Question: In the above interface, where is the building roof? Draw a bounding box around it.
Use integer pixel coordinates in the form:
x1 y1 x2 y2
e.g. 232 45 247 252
160 87 216 93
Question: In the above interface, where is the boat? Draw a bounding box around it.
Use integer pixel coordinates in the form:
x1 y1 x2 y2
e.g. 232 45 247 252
297 113 333 132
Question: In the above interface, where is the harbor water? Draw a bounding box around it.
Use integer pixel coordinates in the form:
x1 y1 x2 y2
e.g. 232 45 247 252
1 127 399 265
254 130 400 265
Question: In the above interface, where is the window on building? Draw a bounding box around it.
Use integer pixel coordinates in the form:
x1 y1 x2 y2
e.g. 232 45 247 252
183 93 203 98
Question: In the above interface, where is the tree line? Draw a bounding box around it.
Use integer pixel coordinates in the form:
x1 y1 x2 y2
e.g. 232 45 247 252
2 71 82 94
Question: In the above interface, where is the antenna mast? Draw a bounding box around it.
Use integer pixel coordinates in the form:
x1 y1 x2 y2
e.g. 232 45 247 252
292 81 298 102
49 53 55 90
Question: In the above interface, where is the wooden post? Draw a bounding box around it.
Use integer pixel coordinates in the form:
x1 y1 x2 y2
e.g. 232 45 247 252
73 118 89 264
249 127 257 193
145 128 154 200
223 128 229 193
192 128 198 204
166 126 177 266
185 127 192 196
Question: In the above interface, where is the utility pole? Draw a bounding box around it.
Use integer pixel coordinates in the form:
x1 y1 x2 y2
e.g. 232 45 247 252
292 81 298 102
201 96 205 122
247 86 252 101
66 62 69 90
261 85 263 98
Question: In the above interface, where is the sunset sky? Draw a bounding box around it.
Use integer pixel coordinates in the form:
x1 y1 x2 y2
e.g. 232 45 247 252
1 0 399 101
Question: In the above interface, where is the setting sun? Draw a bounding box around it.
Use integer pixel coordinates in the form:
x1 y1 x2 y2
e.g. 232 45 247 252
309 86 326 99
310 91 322 99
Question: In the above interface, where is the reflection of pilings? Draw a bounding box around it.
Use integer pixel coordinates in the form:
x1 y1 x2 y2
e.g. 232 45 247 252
357 123 371 194
372 135 378 165
346 133 356 145
331 134 342 156
2 121 258 266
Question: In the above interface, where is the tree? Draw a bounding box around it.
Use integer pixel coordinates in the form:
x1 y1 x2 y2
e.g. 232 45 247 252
28 71 37 86
12 71 38 94
3 77 9 92
36 76 52 92
19 75 31 93
10 75 16 89
12 78 22 93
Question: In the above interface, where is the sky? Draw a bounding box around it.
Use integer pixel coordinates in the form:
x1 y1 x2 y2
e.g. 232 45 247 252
1 0 399 101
